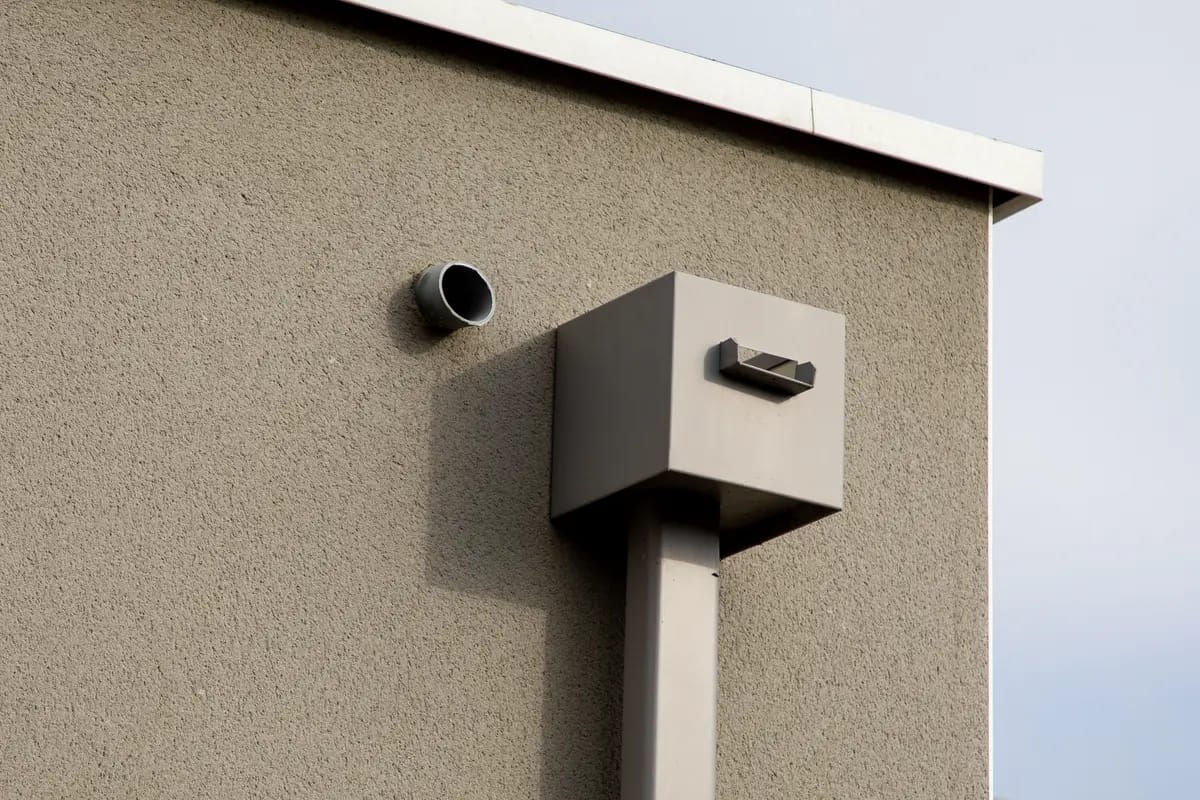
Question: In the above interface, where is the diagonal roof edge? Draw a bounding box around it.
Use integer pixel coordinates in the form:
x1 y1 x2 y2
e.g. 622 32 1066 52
341 0 1043 220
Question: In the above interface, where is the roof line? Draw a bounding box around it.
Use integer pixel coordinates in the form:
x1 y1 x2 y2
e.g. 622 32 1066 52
341 0 1042 220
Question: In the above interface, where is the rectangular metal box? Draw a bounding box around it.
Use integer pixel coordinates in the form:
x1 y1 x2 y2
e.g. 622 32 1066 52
551 272 845 555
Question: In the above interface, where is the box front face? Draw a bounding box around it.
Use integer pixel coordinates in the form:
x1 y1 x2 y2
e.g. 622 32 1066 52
667 274 845 510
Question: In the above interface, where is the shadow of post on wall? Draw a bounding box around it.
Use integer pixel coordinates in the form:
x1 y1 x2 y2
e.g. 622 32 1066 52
405 309 625 799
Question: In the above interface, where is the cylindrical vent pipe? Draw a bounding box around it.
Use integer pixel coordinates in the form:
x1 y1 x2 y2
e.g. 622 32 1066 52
413 262 496 330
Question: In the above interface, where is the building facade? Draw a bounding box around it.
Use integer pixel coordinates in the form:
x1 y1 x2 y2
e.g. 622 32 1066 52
0 1 1040 797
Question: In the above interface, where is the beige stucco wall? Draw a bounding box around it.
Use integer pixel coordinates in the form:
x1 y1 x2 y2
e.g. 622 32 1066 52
0 1 990 798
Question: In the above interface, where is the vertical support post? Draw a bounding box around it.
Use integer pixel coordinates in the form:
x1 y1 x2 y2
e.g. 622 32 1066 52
622 495 721 800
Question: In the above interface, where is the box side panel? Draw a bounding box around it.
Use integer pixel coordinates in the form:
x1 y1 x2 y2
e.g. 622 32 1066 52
551 275 673 518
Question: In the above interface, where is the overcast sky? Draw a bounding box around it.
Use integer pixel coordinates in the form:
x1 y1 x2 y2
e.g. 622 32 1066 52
520 2 1200 797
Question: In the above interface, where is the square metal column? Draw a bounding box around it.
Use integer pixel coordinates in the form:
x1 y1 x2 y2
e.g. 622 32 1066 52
622 496 720 800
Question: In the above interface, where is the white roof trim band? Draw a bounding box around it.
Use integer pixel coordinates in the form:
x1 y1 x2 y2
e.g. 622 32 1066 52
341 0 1043 220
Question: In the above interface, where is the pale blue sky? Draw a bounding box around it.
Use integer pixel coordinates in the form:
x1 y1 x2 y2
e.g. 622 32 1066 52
520 2 1200 797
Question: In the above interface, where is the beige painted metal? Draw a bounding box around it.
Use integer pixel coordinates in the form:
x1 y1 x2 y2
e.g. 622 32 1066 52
340 0 1043 219
551 272 845 554
622 498 721 800
557 273 844 799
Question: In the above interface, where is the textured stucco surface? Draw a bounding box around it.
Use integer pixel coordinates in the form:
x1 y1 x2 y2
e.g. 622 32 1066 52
0 1 990 798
